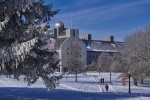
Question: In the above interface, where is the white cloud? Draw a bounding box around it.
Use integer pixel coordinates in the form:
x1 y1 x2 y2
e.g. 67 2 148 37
52 0 150 27
74 0 102 7
50 0 150 41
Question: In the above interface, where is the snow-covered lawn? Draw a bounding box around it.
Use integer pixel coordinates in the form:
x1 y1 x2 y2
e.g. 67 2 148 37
0 72 150 100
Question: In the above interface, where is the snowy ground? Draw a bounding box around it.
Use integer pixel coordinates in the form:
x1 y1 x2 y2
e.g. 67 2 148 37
0 72 150 100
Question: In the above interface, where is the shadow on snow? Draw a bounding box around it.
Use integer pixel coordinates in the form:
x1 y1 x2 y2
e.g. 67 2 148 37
0 87 150 100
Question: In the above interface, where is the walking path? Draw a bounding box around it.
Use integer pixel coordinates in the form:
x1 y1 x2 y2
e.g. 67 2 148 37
86 72 115 93
0 73 116 93
59 73 103 92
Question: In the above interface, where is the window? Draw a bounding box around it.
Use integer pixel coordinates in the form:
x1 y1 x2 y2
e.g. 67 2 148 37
89 54 91 58
73 30 75 36
73 32 75 36
89 61 92 64
96 55 98 58
66 50 69 54
63 67 68 72
79 47 81 50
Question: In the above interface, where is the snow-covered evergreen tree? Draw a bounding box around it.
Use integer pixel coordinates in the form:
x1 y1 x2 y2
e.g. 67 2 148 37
0 0 60 89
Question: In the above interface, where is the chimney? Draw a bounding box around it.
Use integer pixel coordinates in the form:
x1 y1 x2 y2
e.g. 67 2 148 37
82 34 92 40
87 34 92 40
105 36 114 42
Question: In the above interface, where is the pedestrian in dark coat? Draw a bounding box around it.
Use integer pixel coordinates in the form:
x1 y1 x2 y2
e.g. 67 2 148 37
100 78 103 84
105 84 109 92
102 78 104 84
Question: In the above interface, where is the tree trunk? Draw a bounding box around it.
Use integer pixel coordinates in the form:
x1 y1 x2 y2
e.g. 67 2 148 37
122 78 126 85
133 78 137 86
140 78 144 84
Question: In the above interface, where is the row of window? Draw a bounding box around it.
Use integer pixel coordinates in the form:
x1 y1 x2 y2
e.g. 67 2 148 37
88 53 113 59
88 54 99 59
66 51 82 57
66 46 81 50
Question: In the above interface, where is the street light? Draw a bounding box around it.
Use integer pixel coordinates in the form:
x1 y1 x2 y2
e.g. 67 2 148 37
99 66 100 74
75 38 78 82
110 68 111 84
128 72 131 93
75 63 77 82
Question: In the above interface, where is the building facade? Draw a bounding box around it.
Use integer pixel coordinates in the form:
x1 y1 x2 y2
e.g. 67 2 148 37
81 35 123 65
48 21 87 72
48 21 123 72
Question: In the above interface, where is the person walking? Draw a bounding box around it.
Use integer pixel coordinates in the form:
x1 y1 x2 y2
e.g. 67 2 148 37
100 78 103 84
105 84 109 92
102 78 105 84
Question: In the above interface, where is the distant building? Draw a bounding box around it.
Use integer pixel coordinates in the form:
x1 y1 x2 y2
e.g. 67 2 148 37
81 35 123 65
48 21 87 72
48 21 123 72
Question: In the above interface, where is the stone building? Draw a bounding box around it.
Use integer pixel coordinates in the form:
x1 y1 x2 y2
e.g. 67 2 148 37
48 21 123 72
48 21 87 72
81 35 123 65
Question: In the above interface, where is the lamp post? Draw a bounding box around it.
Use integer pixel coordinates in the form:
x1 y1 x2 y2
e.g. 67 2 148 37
110 68 111 84
75 63 77 82
75 47 77 82
128 73 131 93
99 66 100 74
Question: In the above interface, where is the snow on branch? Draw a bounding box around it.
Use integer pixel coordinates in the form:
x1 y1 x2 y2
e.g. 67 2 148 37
0 37 38 69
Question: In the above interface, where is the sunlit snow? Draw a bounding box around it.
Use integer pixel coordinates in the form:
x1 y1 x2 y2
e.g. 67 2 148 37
0 72 150 100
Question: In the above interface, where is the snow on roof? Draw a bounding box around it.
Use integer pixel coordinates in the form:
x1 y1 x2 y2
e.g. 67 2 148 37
84 40 123 52
87 49 119 52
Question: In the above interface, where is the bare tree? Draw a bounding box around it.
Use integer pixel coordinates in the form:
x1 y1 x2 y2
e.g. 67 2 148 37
111 53 127 72
97 52 112 72
67 37 85 82
120 26 150 86
87 61 97 72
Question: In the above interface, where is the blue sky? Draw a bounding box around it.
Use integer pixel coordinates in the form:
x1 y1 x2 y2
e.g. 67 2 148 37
45 0 150 41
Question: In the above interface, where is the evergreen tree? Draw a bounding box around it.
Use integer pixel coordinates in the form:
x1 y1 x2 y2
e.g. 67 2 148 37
0 0 60 89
